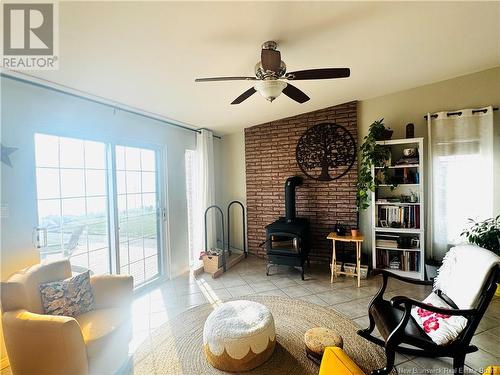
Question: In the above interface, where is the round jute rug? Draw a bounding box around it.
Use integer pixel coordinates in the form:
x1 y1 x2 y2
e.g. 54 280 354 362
130 295 393 375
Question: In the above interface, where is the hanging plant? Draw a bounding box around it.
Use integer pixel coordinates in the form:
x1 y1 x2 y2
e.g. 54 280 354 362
356 119 397 218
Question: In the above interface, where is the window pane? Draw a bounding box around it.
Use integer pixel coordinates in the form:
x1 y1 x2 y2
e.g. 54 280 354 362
126 171 141 193
145 256 158 279
129 260 145 285
115 146 126 170
125 147 141 170
120 265 129 275
119 218 128 243
89 248 109 275
141 149 155 171
119 241 129 266
35 134 59 167
86 197 108 251
125 216 143 241
71 252 89 270
142 214 157 238
126 194 142 216
143 193 156 214
86 169 106 196
85 141 106 169
116 171 126 194
62 225 86 258
128 239 144 263
60 169 85 198
144 235 157 258
62 198 86 227
142 172 156 193
86 196 107 217
36 168 60 199
37 199 61 229
60 137 84 168
117 195 127 216
38 199 62 255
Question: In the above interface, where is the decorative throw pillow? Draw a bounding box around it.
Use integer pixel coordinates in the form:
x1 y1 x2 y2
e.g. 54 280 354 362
410 292 467 345
39 271 95 317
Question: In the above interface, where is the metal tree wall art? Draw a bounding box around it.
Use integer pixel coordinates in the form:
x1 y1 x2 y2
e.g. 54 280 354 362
296 123 356 181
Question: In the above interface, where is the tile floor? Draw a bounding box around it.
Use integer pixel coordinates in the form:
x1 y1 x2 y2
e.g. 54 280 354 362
128 255 500 374
2 255 499 375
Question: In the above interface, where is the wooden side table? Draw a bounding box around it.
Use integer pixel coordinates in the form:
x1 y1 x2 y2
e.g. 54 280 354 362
326 233 364 287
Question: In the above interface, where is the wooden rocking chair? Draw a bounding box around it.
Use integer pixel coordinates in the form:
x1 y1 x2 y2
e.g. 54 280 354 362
358 244 500 375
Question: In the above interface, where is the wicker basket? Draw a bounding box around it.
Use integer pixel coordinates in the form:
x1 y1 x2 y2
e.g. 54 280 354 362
359 265 369 279
344 263 356 276
202 254 222 274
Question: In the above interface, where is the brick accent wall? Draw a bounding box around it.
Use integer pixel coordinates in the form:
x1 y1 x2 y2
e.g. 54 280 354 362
244 101 358 262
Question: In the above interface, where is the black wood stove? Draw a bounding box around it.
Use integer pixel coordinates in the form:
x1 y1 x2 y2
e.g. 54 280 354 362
264 176 310 280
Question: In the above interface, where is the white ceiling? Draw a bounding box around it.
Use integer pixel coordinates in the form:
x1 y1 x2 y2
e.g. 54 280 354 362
29 1 500 134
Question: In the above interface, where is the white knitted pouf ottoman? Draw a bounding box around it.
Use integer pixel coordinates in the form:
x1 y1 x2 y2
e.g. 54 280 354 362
203 300 276 372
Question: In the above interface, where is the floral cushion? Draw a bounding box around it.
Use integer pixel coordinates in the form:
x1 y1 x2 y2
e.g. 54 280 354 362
410 292 467 345
39 271 95 317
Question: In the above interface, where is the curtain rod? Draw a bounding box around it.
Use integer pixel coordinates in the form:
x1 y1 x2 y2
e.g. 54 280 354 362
424 107 498 119
0 72 222 140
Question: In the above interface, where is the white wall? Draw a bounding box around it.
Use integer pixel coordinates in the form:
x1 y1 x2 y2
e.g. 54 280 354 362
221 66 500 258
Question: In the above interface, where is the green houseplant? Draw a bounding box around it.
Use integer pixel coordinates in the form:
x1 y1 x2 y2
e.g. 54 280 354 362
356 119 396 218
461 215 500 295
461 215 500 255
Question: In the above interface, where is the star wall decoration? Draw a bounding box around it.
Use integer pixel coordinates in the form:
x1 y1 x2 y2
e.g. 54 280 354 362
1 143 18 168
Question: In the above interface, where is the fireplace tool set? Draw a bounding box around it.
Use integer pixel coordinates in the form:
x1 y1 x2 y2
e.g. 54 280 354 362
201 200 247 277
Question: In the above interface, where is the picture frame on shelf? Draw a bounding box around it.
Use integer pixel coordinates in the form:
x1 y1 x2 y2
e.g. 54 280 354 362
380 220 388 228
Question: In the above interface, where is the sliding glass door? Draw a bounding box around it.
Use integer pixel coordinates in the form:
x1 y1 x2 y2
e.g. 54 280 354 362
35 134 163 286
115 145 161 285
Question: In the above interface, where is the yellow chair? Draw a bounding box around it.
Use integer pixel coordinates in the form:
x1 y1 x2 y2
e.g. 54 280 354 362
1 259 133 375
319 347 364 375
483 366 500 375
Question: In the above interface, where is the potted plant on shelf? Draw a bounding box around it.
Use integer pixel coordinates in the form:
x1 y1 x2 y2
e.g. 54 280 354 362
461 215 500 295
356 119 397 212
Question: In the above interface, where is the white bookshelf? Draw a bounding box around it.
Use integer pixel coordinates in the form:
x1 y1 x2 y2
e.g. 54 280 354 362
371 137 425 280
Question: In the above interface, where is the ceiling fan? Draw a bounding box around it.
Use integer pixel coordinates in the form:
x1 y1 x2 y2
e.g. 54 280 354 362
195 41 350 105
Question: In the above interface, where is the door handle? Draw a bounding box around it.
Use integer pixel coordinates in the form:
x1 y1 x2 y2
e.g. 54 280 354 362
33 227 47 248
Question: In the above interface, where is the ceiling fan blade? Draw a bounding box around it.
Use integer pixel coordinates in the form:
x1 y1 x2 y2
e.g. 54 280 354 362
282 83 310 103
261 49 281 72
231 87 257 105
286 68 350 80
195 76 256 82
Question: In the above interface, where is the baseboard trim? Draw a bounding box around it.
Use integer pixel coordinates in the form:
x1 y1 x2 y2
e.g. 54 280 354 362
1 356 9 370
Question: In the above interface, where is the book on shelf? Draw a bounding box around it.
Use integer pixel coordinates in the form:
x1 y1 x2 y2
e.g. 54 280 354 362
395 157 419 165
378 205 420 229
376 249 420 272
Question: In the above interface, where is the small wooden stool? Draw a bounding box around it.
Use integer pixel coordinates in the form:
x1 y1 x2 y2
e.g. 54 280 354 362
304 327 343 364
327 233 364 287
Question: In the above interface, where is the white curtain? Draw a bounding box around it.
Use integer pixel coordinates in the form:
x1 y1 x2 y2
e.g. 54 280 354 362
428 107 494 259
193 129 216 264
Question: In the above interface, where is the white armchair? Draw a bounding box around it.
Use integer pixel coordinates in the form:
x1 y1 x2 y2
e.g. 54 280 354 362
1 259 133 375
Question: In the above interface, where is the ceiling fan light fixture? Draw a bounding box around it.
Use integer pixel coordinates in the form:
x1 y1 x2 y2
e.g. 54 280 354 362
254 80 287 102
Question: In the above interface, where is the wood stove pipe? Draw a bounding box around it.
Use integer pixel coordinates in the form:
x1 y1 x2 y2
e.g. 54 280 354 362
285 176 302 223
